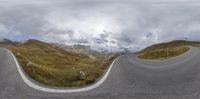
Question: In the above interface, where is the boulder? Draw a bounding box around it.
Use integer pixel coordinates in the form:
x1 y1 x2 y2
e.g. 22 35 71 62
26 61 32 67
79 71 86 80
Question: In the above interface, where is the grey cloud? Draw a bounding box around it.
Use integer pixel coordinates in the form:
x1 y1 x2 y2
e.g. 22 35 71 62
0 4 48 41
0 0 200 52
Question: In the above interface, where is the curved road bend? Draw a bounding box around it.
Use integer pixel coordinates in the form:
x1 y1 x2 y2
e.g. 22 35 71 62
1 47 200 99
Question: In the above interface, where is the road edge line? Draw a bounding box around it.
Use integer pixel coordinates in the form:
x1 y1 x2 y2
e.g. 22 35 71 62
7 49 120 93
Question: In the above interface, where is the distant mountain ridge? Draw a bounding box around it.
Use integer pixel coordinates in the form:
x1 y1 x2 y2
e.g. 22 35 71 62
54 43 109 58
0 38 13 43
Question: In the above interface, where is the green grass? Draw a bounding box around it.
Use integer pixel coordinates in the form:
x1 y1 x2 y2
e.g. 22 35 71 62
138 40 200 60
138 46 190 59
0 39 118 87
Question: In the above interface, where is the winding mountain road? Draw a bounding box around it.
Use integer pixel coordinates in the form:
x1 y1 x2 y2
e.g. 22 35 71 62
1 47 200 99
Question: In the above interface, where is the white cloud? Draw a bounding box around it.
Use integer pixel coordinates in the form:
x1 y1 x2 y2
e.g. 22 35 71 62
0 0 200 52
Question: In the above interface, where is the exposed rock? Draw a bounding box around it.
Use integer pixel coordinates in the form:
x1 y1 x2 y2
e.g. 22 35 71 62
26 61 32 67
79 71 86 80
17 53 20 56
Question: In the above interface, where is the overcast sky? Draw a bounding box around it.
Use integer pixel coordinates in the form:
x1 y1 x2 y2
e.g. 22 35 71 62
0 0 200 52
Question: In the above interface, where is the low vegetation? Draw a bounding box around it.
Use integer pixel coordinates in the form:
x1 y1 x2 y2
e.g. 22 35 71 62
138 40 200 60
0 39 119 87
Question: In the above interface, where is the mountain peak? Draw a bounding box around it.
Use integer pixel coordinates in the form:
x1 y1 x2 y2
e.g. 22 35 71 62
0 38 13 43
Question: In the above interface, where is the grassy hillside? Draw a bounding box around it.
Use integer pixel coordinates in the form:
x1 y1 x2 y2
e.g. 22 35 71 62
138 40 200 59
0 39 118 87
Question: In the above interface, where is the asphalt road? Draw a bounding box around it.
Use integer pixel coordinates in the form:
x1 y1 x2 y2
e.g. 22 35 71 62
1 47 200 99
